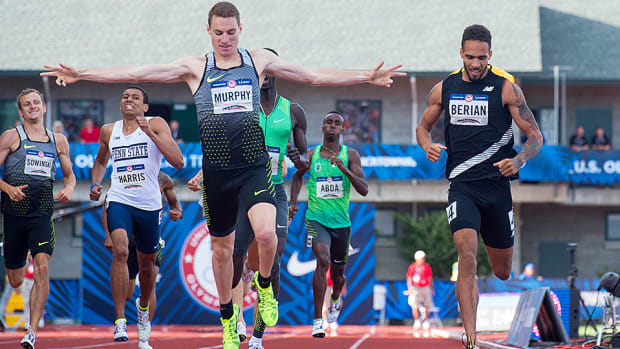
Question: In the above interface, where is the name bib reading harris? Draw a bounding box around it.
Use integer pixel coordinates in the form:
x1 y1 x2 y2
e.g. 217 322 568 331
449 94 489 126
316 176 344 199
211 79 254 114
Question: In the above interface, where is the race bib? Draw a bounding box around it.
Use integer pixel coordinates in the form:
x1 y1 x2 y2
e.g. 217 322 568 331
210 79 254 114
449 94 489 126
116 164 146 189
24 149 54 177
267 146 280 176
316 176 343 199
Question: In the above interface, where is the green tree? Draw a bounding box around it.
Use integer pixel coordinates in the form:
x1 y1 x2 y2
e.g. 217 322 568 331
395 210 492 279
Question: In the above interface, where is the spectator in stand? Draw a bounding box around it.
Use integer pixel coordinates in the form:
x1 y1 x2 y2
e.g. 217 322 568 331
569 126 589 152
404 250 435 330
53 120 69 139
591 126 611 151
169 120 183 143
518 263 542 281
79 118 100 143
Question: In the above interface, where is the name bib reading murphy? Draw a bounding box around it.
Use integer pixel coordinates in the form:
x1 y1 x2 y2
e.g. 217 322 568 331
449 94 489 126
316 176 344 199
116 164 146 189
211 79 254 114
24 149 55 177
267 146 280 176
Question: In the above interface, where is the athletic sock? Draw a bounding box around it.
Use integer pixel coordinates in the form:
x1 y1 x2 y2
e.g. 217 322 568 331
257 272 271 289
220 300 234 319
252 312 266 338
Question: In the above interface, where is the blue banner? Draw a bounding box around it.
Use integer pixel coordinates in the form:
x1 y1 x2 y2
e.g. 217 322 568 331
55 143 620 184
81 201 375 325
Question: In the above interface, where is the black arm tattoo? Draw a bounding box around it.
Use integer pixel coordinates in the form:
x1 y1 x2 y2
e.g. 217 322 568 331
511 83 542 167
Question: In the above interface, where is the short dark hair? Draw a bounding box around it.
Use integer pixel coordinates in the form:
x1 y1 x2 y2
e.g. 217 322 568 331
208 2 240 26
264 48 279 56
16 88 45 110
461 24 492 49
124 86 149 104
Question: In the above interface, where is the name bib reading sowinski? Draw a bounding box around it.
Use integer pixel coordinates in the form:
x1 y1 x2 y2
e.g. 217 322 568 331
316 176 344 199
24 150 55 177
210 79 254 114
449 94 489 126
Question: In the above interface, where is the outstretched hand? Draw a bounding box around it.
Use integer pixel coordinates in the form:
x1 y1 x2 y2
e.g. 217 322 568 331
40 63 81 87
368 61 406 88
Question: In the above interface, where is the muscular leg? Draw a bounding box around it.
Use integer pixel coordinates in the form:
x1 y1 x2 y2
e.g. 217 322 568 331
329 266 345 301
271 228 287 297
232 254 246 325
110 228 129 319
29 253 50 332
312 242 330 319
6 266 26 289
211 233 235 306
453 228 479 347
136 251 156 310
486 245 513 281
247 203 276 280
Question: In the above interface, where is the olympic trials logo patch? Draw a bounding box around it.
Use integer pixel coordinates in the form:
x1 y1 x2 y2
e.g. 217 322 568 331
179 220 256 312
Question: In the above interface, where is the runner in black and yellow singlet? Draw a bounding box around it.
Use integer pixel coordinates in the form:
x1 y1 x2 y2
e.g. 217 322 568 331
416 25 543 349
0 88 76 349
289 111 368 338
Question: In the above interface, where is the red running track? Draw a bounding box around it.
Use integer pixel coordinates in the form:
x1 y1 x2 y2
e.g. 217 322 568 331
0 325 466 349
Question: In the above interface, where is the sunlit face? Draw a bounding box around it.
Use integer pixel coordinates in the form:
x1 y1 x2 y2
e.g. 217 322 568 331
18 92 46 122
207 16 241 57
460 40 492 81
322 113 345 142
120 88 148 117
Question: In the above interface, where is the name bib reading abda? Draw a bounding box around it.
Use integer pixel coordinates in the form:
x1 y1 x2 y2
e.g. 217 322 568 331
24 150 55 177
211 79 254 114
316 176 344 199
449 94 488 126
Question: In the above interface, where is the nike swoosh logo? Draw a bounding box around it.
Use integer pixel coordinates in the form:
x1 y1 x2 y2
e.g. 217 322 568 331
254 189 267 196
348 244 360 256
287 251 316 277
24 145 36 149
207 74 225 82
38 241 49 246
277 224 287 228
273 119 284 123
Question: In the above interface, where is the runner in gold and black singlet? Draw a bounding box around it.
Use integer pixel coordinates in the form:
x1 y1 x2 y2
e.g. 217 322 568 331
416 24 543 349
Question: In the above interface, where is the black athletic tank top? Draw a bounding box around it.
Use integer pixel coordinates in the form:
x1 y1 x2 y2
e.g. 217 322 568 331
193 48 268 171
441 65 518 181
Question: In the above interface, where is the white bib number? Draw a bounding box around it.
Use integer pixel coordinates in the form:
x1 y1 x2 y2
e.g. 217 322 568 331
24 150 54 177
117 164 147 189
449 94 489 126
211 79 254 114
316 176 343 199
267 146 280 176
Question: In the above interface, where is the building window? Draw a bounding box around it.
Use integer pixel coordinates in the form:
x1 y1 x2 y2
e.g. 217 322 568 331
375 208 396 237
57 100 104 142
0 100 21 132
606 213 620 241
336 100 381 143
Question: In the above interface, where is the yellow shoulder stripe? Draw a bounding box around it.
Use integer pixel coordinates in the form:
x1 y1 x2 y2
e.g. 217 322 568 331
450 67 463 76
490 66 515 83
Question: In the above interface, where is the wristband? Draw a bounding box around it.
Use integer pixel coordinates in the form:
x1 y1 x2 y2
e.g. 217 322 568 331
90 183 100 190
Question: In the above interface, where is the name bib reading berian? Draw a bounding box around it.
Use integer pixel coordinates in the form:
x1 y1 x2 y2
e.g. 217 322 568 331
211 79 254 114
449 94 489 126
24 149 54 177
316 176 344 199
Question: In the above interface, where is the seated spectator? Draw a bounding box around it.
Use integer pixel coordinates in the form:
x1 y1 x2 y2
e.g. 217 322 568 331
170 120 183 143
569 126 589 152
518 263 542 281
53 120 69 138
80 118 100 143
591 127 611 151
